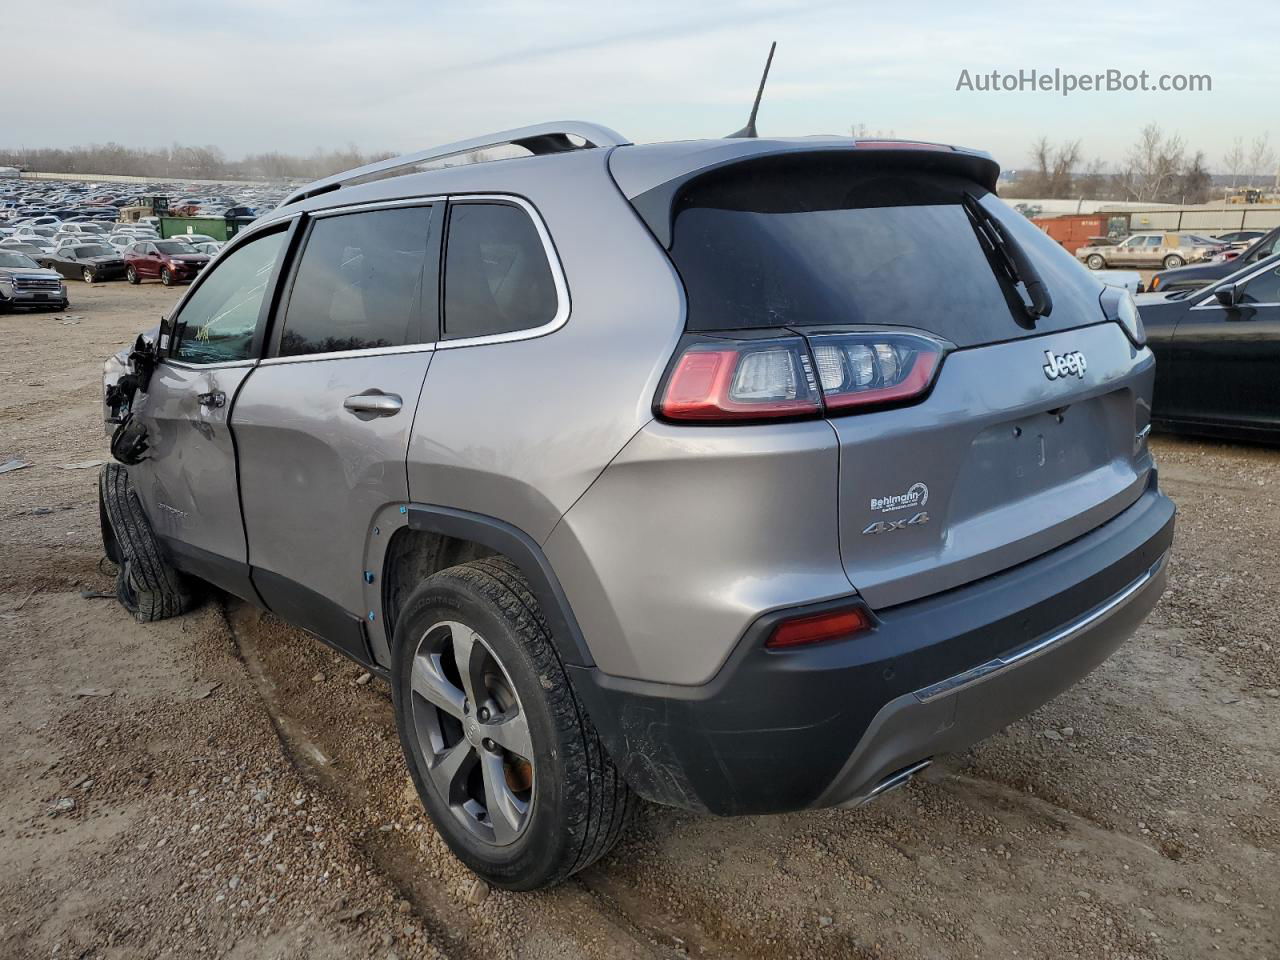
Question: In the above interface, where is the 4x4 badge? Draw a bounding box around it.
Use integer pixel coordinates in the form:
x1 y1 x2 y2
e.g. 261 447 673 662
863 512 929 535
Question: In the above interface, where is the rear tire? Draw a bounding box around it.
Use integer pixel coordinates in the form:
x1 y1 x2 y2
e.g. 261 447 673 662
391 556 633 890
1086 254 1106 270
98 464 193 622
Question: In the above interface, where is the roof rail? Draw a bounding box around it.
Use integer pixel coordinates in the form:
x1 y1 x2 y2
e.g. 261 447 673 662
280 121 630 206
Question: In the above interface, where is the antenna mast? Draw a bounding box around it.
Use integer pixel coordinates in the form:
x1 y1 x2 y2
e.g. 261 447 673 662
728 41 776 139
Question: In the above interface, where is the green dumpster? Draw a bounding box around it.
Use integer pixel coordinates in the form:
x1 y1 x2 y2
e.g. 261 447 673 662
159 216 253 242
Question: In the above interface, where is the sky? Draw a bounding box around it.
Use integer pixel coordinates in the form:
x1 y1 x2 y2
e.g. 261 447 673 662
3 0 1276 173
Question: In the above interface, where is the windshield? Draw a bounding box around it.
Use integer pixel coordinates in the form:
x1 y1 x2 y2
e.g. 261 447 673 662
76 245 113 258
0 252 39 268
668 158 1106 346
155 241 190 255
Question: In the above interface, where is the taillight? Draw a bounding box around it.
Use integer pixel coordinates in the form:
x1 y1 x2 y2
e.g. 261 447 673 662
658 336 822 421
807 332 944 411
657 332 945 423
766 606 872 650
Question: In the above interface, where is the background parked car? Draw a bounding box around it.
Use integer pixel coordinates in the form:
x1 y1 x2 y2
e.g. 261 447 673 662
1077 232 1224 270
1149 226 1280 292
0 239 50 258
124 239 210 285
1214 229 1265 247
1139 251 1280 442
0 249 67 311
169 233 220 247
39 242 127 283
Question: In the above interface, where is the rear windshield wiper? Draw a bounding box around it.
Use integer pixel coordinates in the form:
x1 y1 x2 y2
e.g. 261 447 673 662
962 192 1053 322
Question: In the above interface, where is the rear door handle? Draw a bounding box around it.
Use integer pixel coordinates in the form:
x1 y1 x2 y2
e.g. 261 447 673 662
343 392 402 417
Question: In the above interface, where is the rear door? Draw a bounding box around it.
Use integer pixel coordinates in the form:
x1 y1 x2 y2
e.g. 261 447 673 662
1169 259 1280 432
231 200 442 661
128 223 294 599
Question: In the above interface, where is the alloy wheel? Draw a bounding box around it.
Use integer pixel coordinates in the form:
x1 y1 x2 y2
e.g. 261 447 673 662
410 621 535 846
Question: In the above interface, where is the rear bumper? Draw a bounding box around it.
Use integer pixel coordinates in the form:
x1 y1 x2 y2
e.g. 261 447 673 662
571 475 1175 815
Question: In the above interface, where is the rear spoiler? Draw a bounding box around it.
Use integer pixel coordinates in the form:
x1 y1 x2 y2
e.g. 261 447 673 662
614 141 1001 249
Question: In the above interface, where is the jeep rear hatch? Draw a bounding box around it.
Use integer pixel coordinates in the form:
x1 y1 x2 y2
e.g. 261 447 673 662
620 145 1152 609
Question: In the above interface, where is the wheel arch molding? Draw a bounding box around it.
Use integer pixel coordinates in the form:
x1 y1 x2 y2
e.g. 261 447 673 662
383 504 596 670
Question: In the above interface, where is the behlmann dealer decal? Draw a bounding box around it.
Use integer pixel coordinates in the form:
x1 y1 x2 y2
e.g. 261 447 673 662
870 482 929 514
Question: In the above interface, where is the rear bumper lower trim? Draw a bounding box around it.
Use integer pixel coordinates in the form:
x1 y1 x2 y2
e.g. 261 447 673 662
913 550 1169 704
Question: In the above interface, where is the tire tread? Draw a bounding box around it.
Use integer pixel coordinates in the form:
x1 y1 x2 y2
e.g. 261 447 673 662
99 463 192 622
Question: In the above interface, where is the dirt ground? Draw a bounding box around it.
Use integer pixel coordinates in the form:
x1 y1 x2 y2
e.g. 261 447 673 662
1 282 1277 960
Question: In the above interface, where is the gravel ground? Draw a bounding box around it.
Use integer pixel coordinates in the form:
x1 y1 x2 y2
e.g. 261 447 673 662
1 283 1277 959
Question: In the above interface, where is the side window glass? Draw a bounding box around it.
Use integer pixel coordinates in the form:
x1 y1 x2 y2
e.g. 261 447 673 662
443 201 558 340
172 230 286 365
278 206 434 357
1240 265 1280 305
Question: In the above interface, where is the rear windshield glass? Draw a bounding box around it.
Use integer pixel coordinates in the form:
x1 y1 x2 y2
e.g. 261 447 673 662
668 158 1104 346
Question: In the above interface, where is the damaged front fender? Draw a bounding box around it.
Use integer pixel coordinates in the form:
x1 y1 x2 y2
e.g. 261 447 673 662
103 326 162 464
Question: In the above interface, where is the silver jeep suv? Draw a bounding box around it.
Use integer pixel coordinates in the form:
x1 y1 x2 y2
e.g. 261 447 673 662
100 121 1175 890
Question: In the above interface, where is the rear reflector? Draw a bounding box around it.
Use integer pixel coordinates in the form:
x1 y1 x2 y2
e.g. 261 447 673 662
766 606 872 649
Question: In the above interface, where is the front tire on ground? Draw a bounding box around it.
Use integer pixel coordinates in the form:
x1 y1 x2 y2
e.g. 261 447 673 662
1163 254 1185 269
127 266 140 284
1086 254 1106 270
160 268 173 286
82 268 95 284
98 463 193 622
391 556 633 890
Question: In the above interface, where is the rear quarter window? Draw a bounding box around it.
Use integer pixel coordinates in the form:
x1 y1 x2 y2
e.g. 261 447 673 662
442 201 558 341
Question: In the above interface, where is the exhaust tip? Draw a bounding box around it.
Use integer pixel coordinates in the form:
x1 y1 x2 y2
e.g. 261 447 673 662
855 758 933 807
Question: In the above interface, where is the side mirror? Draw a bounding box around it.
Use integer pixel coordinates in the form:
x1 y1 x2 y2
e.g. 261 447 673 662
1213 283 1242 308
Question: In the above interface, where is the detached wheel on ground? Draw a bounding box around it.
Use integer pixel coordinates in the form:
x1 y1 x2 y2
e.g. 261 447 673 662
391 556 633 890
98 463 193 622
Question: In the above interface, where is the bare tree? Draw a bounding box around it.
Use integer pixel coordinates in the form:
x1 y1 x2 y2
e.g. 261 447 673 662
1178 151 1211 204
1119 124 1186 203
1222 137 1245 189
1023 136 1082 198
0 142 395 181
1247 133 1276 188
